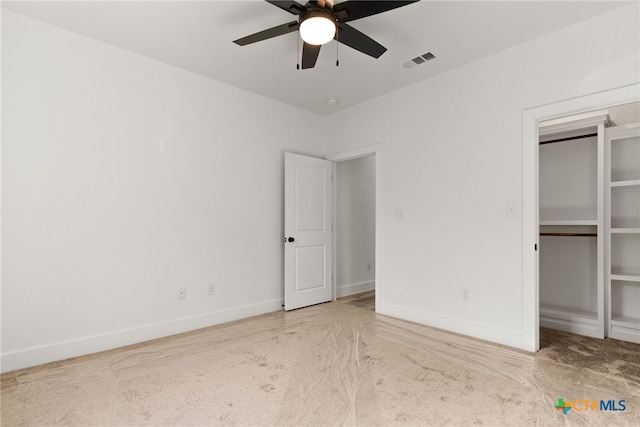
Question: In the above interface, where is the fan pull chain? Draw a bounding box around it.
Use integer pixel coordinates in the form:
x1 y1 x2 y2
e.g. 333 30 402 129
335 24 339 67
296 33 300 70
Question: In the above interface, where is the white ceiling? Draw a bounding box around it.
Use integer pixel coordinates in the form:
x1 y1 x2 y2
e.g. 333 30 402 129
2 0 632 116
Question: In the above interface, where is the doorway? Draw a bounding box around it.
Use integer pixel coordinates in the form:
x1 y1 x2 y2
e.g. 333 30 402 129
335 155 376 302
326 144 382 311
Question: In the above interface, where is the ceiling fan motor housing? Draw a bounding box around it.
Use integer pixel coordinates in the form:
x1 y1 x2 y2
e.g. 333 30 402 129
300 7 336 23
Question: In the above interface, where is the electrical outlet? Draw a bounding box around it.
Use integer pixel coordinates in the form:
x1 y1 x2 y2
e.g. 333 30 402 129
177 287 187 300
208 283 215 295
461 288 470 301
366 262 372 271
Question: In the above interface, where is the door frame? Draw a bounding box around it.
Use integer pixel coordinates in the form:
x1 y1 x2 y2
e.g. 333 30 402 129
325 144 383 309
522 83 639 352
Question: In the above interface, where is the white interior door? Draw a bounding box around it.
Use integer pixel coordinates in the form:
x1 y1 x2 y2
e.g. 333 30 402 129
284 153 333 310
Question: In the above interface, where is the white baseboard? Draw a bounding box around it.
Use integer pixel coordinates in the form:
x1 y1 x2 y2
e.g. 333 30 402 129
377 301 529 351
1 298 283 373
336 281 375 298
539 316 601 339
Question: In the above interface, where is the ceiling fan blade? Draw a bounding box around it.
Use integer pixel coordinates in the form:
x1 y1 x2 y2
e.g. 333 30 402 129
332 1 419 22
266 0 306 15
302 42 321 69
233 21 300 46
336 23 386 58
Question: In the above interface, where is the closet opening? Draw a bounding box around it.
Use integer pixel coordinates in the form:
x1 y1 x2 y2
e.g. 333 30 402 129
537 101 640 348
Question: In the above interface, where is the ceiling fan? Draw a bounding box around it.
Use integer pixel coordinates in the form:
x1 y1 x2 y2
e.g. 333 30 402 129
233 0 420 69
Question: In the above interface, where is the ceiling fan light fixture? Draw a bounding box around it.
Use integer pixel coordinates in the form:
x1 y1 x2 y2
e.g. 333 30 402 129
299 13 336 46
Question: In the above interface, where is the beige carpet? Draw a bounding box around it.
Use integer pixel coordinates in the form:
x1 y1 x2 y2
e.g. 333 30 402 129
2 292 639 426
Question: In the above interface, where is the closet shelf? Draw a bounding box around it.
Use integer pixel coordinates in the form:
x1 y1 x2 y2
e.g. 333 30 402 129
611 228 640 234
611 274 640 282
539 220 598 226
611 180 640 188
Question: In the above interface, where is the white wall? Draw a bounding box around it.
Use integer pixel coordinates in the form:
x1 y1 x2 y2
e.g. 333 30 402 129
336 156 375 297
324 4 640 350
1 10 324 372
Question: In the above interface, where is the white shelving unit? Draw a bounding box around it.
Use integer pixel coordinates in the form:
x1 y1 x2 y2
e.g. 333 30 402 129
538 111 609 338
605 123 640 343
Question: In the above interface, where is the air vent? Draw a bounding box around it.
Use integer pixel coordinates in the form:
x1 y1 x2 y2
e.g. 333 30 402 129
422 52 436 61
402 52 436 69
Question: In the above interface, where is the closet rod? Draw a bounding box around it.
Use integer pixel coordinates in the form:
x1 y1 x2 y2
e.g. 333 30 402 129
539 132 597 145
540 233 597 237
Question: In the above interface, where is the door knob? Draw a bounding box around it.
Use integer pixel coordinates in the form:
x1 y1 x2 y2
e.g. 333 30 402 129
287 237 295 242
